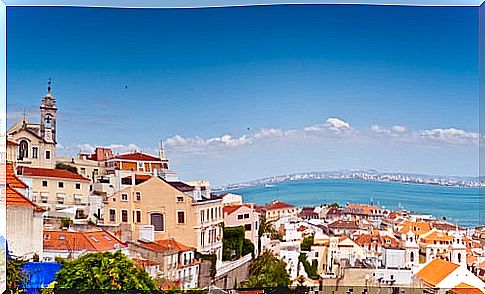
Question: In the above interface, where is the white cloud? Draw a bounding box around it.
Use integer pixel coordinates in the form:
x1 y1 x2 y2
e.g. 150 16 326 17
420 128 480 145
303 117 352 135
371 125 407 137
325 117 351 133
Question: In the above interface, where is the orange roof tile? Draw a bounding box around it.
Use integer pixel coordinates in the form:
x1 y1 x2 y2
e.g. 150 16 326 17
5 186 45 212
449 283 484 294
416 258 460 287
155 239 194 252
43 230 125 252
398 220 432 236
20 167 90 181
421 230 454 244
6 163 28 189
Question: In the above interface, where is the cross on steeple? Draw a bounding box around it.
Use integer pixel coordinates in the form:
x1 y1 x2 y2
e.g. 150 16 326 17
47 78 52 93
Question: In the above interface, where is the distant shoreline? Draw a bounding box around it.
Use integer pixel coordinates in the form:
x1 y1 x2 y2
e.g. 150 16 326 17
218 171 484 191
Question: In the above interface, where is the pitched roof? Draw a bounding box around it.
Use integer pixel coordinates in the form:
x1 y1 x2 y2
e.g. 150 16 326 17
398 220 432 236
5 186 45 212
416 258 460 287
20 167 90 182
6 163 28 189
223 204 252 216
263 201 295 211
43 230 125 252
115 152 161 162
420 230 454 244
6 138 18 145
449 283 484 294
168 181 195 192
354 233 400 248
136 239 193 252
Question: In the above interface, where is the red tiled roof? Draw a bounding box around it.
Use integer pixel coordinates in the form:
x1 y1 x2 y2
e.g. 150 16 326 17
416 258 460 287
354 233 400 248
115 152 161 162
20 167 90 182
223 204 251 216
263 201 295 211
6 163 28 189
5 186 45 212
43 230 125 252
6 138 18 145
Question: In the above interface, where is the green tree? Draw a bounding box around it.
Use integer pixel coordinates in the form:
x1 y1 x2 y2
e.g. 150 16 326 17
300 235 314 251
241 250 290 288
222 226 245 260
55 163 78 174
6 257 27 289
60 217 73 229
53 251 158 291
242 238 255 258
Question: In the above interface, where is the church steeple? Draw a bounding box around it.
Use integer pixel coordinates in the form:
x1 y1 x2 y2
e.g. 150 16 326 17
40 78 57 144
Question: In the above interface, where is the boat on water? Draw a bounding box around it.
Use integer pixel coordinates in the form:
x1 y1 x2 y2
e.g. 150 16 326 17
265 184 275 188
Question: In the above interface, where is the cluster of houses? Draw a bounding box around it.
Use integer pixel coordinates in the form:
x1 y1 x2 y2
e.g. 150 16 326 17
257 201 485 292
2 85 485 293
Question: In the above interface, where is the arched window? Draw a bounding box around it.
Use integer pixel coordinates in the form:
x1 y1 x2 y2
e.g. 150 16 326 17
18 140 29 159
410 251 414 262
458 253 462 263
150 213 164 232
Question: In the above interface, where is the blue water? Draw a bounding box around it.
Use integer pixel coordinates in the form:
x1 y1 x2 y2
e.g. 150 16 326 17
231 179 482 228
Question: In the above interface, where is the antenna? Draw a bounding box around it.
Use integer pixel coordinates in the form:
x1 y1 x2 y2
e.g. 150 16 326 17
47 78 52 92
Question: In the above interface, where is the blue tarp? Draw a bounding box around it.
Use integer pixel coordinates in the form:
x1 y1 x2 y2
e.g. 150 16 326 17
21 262 62 293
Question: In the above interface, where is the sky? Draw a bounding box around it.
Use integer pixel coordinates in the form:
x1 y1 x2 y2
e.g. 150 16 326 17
6 5 480 186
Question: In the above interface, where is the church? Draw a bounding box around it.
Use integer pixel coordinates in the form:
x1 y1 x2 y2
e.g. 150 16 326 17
7 80 58 168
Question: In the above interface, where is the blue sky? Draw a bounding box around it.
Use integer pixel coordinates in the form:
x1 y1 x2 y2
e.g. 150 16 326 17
7 5 479 185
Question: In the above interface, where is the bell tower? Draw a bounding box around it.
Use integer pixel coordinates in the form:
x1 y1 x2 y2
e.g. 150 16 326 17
40 78 57 144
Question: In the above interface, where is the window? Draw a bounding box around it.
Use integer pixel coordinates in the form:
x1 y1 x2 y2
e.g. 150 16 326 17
211 208 214 220
244 224 252 231
201 209 205 222
19 140 29 159
109 209 116 222
238 214 243 220
177 211 186 224
75 183 81 189
121 193 128 201
80 167 86 174
58 182 64 188
135 192 141 201
137 162 144 171
93 169 99 175
121 210 128 223
136 210 141 223
151 213 164 232
44 234 50 240
45 150 51 159
244 213 250 219
42 180 48 187
177 196 184 202
410 251 414 262
201 231 205 247
32 147 38 159
458 253 462 263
